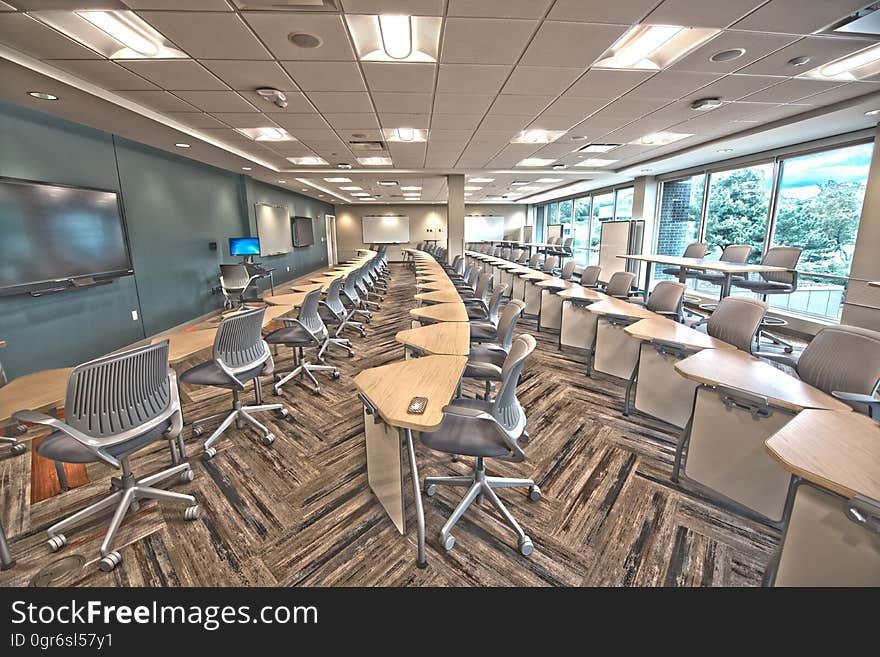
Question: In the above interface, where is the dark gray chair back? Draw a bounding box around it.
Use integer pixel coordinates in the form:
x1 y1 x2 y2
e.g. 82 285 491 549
605 271 636 297
682 242 709 259
491 334 536 448
485 283 508 325
580 265 601 286
719 244 751 264
797 325 880 401
214 306 270 370
706 297 767 352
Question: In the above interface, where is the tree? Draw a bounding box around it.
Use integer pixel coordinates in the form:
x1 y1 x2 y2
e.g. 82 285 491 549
704 167 771 263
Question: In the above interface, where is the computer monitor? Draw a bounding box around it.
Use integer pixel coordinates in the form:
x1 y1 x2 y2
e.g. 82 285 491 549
229 237 260 256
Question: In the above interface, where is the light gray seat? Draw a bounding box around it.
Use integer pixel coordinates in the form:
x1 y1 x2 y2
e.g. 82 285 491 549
634 280 687 322
265 288 340 395
694 243 752 289
460 272 493 306
422 335 539 557
15 341 200 572
181 306 287 459
603 271 636 299
705 296 768 352
316 276 355 361
220 264 260 310
463 299 526 397
661 241 709 278
467 282 507 322
470 298 525 344
341 269 371 327
579 265 601 287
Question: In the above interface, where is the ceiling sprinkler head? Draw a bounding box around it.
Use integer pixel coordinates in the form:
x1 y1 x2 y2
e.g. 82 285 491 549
256 87 288 109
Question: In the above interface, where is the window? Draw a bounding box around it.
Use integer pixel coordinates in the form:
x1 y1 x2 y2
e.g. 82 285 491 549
572 197 591 265
703 163 773 264
655 175 705 280
614 187 634 221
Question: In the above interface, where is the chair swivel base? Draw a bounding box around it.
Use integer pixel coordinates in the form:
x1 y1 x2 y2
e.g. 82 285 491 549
273 347 340 395
755 317 794 354
424 458 540 557
45 459 199 572
1 434 28 456
317 335 354 362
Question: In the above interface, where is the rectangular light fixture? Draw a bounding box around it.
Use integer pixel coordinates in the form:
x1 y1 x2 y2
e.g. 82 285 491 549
509 129 566 144
382 128 428 142
576 158 618 167
351 192 372 197
630 132 692 146
595 24 719 70
510 181 531 186
237 127 295 142
378 180 398 186
805 43 880 80
357 156 393 166
464 186 482 191
513 186 539 191
516 158 556 167
324 177 352 183
536 178 563 183
464 193 473 197
287 156 329 165
32 11 187 60
400 186 421 191
346 15 442 63
468 178 494 183
578 144 620 153
340 186 363 190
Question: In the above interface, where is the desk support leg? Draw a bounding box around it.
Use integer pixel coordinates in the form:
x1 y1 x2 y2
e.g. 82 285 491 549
761 475 800 587
720 273 732 299
643 261 653 297
0 519 14 570
403 428 427 569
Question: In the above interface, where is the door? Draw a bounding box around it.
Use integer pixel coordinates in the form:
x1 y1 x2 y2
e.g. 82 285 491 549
325 214 337 265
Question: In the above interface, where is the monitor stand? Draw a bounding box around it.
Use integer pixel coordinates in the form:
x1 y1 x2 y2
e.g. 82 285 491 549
240 255 256 264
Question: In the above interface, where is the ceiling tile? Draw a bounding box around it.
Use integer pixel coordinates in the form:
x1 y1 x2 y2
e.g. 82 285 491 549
47 60 159 91
124 0 232 8
0 14 102 60
488 94 553 116
530 114 599 131
502 65 584 95
736 37 874 77
624 71 721 100
120 60 227 90
540 96 608 117
685 74 781 101
201 60 297 91
476 115 531 130
267 113 332 130
744 78 846 104
118 90 198 112
446 0 554 19
520 22 627 67
362 63 435 92
306 91 373 113
548 0 657 23
334 129 383 141
436 64 511 94
242 13 355 61
196 127 257 142
669 31 800 75
137 12 271 59
803 81 880 106
281 61 366 92
431 114 485 130
427 129 474 142
322 113 381 129
733 0 872 35
165 112 231 129
565 69 656 98
9 0 125 9
339 0 444 14
239 89 315 112
209 112 279 129
378 113 431 129
433 93 495 114
371 92 433 114
440 18 536 65
645 0 766 28
174 90 258 113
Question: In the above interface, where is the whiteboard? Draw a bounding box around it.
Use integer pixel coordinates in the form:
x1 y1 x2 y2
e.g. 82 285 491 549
363 215 410 243
465 215 505 242
598 221 630 280
255 204 292 256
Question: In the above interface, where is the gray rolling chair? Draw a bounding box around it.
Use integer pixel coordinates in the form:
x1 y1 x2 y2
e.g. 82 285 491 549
693 243 752 297
342 271 372 327
266 288 340 395
181 306 287 459
662 241 709 280
511 249 525 264
463 299 526 399
468 282 508 323
602 271 637 299
632 280 687 322
14 341 200 572
220 264 260 310
422 334 539 556
460 272 492 307
527 253 542 269
316 276 355 361
542 255 559 274
455 266 481 294
579 265 602 287
471 298 525 344
0 347 27 456
560 260 577 281
704 297 768 353
731 246 802 353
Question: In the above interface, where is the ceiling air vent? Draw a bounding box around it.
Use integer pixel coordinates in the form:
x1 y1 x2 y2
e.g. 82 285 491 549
348 140 386 152
821 5 880 38
230 0 338 11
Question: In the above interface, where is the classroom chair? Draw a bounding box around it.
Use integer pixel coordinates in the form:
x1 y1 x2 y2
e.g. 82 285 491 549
219 264 260 310
579 265 602 287
316 276 355 361
468 283 508 323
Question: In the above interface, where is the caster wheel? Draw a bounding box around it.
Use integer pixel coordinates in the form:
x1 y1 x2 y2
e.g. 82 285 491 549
425 483 437 497
192 426 204 437
10 424 27 437
442 534 455 551
99 551 122 572
10 442 27 456
274 375 281 383
518 536 534 557
360 331 367 338
262 433 275 446
184 505 201 521
273 387 282 396
528 485 541 502
784 346 793 354
317 357 326 364
331 371 341 380
203 447 217 461
179 469 194 484
312 387 321 395
47 534 67 553
277 407 289 418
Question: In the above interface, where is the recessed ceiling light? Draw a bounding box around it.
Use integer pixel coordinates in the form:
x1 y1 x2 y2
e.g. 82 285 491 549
787 55 811 67
174 143 190 148
464 186 483 191
302 188 309 192
464 193 473 197
596 24 719 70
287 156 328 166
346 14 441 63
357 156 393 166
278 179 287 183
865 109 880 116
27 91 58 100
236 127 295 142
288 32 322 49
717 148 734 153
517 158 556 167
552 164 566 170
324 177 352 183
690 97 723 111
241 166 252 171
510 129 566 144
513 186 539 191
578 143 620 153
400 186 421 191
469 178 494 183
340 186 363 191
570 135 590 141
631 131 692 146
378 180 398 186
337 163 353 169
351 192 371 197
577 158 617 167
710 48 746 63
383 127 427 142
510 181 531 186
536 178 563 183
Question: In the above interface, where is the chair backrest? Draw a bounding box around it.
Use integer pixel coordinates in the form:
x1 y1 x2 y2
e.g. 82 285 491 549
542 255 559 272
296 288 327 337
528 253 542 268
548 237 559 245
0 352 7 388
65 340 173 440
486 283 508 325
561 237 574 252
706 297 767 352
511 249 524 263
461 263 474 281
495 299 526 352
501 248 511 260
214 305 270 371
759 246 802 286
491 334 536 448
797 325 880 402
561 260 577 280
605 271 636 297
220 264 252 290
682 242 709 259
324 276 346 315
474 272 492 302
646 281 686 314
719 244 751 264
580 265 601 286
342 271 360 304
465 266 480 291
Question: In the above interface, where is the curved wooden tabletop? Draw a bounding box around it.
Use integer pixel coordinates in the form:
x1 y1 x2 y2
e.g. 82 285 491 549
625 317 736 351
536 277 577 290
0 367 73 424
587 297 658 320
557 286 608 302
395 322 471 356
410 302 469 323
415 289 463 304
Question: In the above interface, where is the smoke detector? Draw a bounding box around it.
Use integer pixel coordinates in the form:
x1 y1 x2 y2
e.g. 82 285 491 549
256 87 287 109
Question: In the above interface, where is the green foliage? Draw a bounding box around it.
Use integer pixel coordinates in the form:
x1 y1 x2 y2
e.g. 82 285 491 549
704 167 771 263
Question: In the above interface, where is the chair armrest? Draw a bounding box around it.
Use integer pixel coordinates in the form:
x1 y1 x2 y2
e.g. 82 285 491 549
655 310 680 319
832 390 880 415
758 352 799 369
13 410 121 468
441 405 495 422
215 357 248 390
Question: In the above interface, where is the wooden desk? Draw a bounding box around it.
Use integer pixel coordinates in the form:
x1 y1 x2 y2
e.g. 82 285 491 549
153 330 217 364
557 286 607 303
290 283 324 293
416 280 455 292
395 322 470 356
536 277 576 290
414 289 462 304
625 317 735 352
410 303 469 323
262 292 308 307
587 298 657 321
0 368 73 425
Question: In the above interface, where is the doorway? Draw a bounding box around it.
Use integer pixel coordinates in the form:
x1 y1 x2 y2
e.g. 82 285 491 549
325 214 337 265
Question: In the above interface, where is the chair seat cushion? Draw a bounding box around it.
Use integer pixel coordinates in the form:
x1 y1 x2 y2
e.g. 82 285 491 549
37 419 173 464
732 279 792 293
466 306 488 320
420 400 509 458
463 360 503 381
469 345 506 367
180 359 271 388
265 324 318 345
469 323 497 341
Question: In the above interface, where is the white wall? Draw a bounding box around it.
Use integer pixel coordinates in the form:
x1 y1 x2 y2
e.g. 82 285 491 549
333 203 526 261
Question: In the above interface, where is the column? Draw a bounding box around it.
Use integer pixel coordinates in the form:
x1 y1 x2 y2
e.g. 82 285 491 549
447 173 465 261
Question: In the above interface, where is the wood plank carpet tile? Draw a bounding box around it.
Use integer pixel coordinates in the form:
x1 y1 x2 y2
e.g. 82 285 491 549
0 264 779 587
